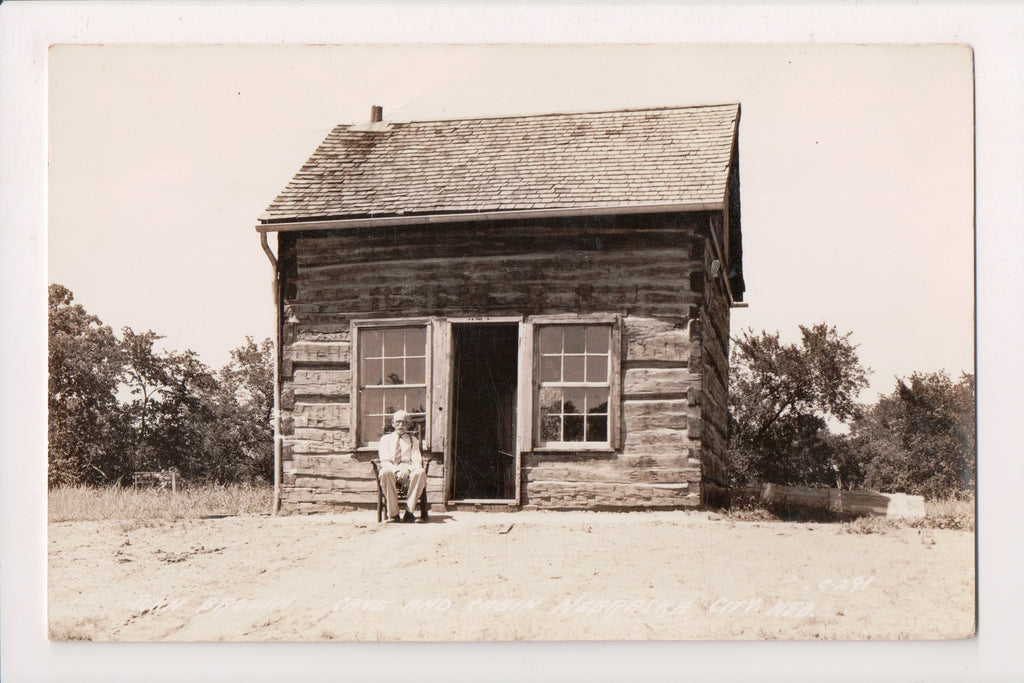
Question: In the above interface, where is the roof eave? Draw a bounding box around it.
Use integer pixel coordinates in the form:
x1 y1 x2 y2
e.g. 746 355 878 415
255 202 725 234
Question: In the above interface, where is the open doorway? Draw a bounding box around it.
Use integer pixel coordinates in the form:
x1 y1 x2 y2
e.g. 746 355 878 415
450 323 519 502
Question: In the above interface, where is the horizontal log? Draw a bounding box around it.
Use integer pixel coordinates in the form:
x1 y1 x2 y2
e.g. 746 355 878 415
294 325 351 343
300 255 697 291
291 427 353 448
623 367 697 396
291 297 696 324
521 453 695 468
283 488 379 506
292 453 444 479
523 461 701 485
623 399 692 431
294 477 381 492
622 425 689 454
287 369 351 397
292 455 369 478
282 481 443 507
285 341 351 365
292 280 697 315
623 318 694 363
292 476 445 495
524 480 699 508
294 219 703 268
290 402 352 430
283 439 352 456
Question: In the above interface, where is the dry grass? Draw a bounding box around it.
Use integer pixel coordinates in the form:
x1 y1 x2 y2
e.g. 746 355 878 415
720 495 975 533
48 484 272 523
917 496 975 531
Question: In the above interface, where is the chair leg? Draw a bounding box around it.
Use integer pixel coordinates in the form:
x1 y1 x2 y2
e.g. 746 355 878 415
376 492 383 523
419 490 429 521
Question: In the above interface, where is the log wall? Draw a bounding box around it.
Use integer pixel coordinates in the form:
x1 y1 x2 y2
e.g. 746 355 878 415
697 228 732 493
275 212 724 513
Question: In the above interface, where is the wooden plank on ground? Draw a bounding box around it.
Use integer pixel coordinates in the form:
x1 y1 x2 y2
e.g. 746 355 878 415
757 483 926 519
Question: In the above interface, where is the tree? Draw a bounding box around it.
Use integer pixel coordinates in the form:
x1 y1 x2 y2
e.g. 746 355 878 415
852 371 975 499
119 328 170 472
120 327 219 477
49 284 274 486
209 337 275 483
48 284 125 486
728 323 869 487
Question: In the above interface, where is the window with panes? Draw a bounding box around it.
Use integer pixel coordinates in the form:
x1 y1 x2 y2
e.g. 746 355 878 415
535 324 612 447
356 326 428 445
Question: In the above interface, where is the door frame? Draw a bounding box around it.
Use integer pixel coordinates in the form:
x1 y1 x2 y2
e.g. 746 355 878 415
443 316 523 506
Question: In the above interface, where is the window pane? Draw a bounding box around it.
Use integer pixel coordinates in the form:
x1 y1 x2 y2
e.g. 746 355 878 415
585 354 608 383
539 387 563 415
585 388 609 415
586 326 609 354
406 387 426 415
585 415 608 442
360 388 384 443
383 358 404 385
405 327 426 355
541 415 561 442
409 414 427 436
540 355 561 382
562 388 585 415
563 326 586 354
362 416 385 444
383 329 405 356
406 357 425 384
563 415 584 442
362 388 384 416
538 326 562 355
563 355 585 382
384 388 405 417
361 358 382 387
360 330 382 360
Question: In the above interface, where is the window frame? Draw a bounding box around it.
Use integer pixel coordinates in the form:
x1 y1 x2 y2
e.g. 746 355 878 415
351 318 433 450
526 314 621 452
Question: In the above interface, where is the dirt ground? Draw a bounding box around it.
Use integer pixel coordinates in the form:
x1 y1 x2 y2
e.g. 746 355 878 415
47 510 975 641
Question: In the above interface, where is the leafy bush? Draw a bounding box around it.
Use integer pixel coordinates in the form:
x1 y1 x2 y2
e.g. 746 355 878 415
851 372 975 499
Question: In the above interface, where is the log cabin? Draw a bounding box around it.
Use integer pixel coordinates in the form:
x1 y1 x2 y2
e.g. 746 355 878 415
256 103 745 514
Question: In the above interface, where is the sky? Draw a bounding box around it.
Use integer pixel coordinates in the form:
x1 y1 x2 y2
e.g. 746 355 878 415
48 43 974 403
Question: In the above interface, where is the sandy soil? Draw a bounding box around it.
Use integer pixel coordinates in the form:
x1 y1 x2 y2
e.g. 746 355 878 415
47 510 975 641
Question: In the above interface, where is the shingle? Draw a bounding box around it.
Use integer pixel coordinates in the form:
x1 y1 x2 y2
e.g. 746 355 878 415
263 104 740 222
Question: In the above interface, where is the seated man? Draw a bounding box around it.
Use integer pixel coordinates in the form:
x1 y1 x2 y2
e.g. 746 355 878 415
377 410 426 523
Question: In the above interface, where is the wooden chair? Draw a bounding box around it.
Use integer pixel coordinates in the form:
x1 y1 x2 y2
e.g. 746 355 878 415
370 423 430 523
371 458 430 523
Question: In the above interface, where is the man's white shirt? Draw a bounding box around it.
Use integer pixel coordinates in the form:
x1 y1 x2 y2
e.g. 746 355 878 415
378 431 422 469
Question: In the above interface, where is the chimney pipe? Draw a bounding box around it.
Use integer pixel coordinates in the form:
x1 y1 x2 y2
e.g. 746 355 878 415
370 105 383 123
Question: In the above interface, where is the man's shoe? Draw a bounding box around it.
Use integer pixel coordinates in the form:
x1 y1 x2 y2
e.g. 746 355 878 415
402 511 415 523
388 515 401 523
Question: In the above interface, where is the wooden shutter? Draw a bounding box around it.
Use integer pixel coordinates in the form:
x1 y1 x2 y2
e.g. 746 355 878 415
609 318 623 449
429 319 450 454
516 321 534 455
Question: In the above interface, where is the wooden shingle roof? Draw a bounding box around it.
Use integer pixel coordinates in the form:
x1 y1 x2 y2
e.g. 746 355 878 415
262 103 740 225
